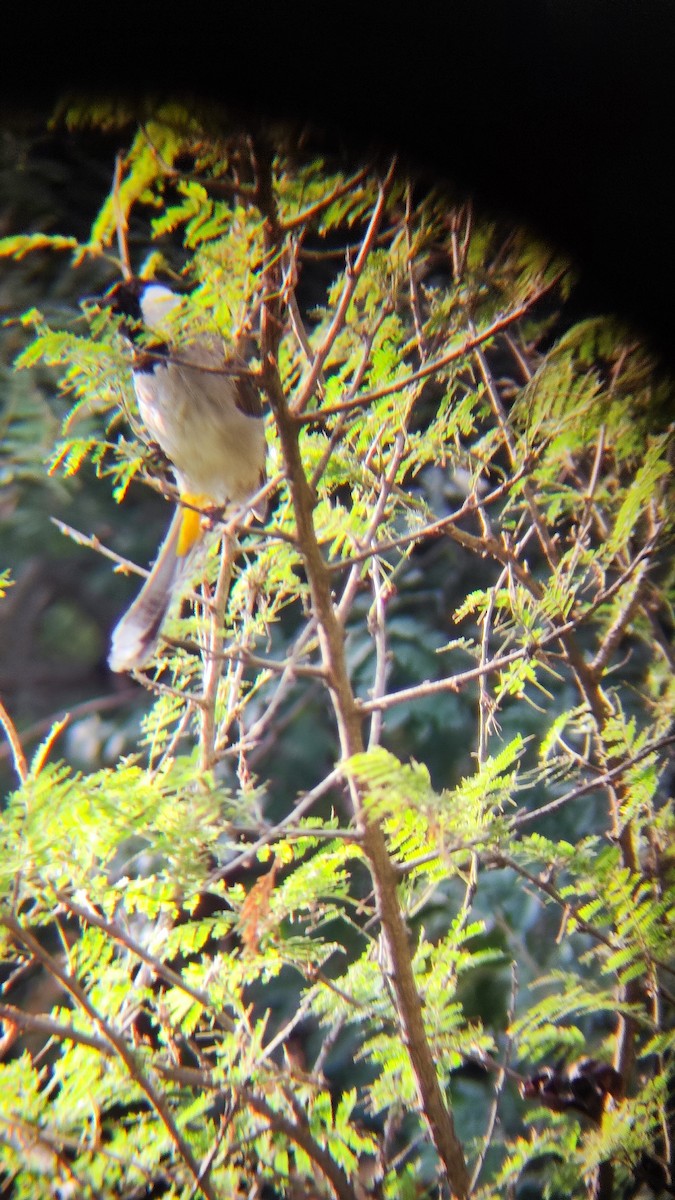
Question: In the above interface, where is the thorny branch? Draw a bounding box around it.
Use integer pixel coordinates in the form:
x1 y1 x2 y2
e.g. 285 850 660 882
253 139 471 1197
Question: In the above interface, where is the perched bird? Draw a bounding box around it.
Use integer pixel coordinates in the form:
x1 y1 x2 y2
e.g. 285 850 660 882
104 278 267 673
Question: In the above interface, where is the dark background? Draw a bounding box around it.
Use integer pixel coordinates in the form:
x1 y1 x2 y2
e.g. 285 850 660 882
4 1 675 370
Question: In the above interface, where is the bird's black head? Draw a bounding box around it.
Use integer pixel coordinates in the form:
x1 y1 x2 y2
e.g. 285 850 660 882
101 277 184 343
102 277 147 325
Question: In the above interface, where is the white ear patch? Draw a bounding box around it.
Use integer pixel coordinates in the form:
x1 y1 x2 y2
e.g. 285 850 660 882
139 284 182 332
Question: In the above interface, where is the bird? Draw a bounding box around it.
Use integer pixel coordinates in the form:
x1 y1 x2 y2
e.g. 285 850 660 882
103 278 267 673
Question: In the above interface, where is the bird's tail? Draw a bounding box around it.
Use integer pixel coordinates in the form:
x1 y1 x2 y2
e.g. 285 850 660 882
108 504 209 673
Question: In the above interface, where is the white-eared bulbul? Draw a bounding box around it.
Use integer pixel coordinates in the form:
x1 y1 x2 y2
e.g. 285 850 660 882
104 279 267 673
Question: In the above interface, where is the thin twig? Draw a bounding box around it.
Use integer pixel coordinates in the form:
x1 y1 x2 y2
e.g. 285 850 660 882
52 518 150 578
367 557 390 749
405 181 430 362
198 533 234 771
478 576 503 765
473 328 561 574
283 240 326 399
0 1002 109 1056
226 619 321 756
0 697 27 784
281 165 371 232
336 431 407 625
325 467 525 573
112 152 132 280
469 962 518 1191
588 557 650 680
291 157 398 416
564 425 606 584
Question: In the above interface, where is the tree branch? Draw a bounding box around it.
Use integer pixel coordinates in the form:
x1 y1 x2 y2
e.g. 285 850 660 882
254 142 471 1197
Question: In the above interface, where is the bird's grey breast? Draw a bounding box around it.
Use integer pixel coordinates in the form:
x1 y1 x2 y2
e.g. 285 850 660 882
133 336 266 505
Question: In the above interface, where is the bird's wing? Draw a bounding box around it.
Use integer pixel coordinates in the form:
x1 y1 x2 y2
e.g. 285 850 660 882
177 338 263 419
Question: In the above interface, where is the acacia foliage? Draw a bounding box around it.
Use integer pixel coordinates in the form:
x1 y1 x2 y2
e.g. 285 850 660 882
0 102 673 1200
